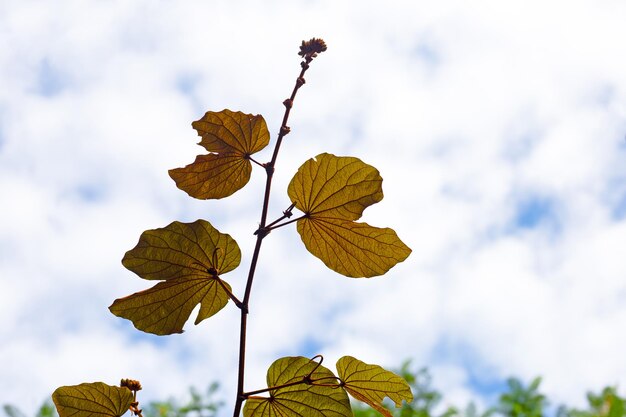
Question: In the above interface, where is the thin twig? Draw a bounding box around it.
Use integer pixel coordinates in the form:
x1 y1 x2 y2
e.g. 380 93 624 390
265 203 298 229
267 215 306 231
231 41 325 417
242 379 308 398
214 276 244 309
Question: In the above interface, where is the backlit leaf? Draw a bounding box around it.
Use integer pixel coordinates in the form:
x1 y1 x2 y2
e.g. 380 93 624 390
296 218 411 278
169 109 270 199
336 356 413 417
52 382 133 417
288 153 383 220
288 153 411 278
244 356 352 417
110 220 240 335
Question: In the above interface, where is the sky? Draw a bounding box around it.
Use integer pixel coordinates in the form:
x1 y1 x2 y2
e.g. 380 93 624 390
1 0 626 415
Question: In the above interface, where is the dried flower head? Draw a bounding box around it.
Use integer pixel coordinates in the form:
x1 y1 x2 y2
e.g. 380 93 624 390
298 38 327 58
121 378 143 391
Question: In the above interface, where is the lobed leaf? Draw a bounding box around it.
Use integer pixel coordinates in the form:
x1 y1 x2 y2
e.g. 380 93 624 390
244 356 352 417
336 356 413 417
110 220 240 335
169 153 252 200
288 153 411 278
296 218 411 278
169 109 269 199
288 153 383 221
52 383 133 417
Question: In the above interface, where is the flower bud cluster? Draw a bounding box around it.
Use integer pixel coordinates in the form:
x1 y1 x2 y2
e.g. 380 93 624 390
298 38 327 59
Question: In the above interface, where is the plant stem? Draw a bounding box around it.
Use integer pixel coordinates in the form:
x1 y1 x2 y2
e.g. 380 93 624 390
247 156 264 168
264 203 297 229
231 51 320 417
266 215 305 231
242 379 308 398
214 276 244 309
241 371 343 398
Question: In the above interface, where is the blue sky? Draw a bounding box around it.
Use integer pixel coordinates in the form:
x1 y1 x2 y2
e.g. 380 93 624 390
2 0 626 415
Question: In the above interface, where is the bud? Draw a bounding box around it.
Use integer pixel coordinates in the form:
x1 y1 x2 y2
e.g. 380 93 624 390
298 38 327 58
121 379 142 391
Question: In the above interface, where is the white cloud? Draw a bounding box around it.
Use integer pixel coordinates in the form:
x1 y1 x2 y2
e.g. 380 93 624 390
2 0 626 415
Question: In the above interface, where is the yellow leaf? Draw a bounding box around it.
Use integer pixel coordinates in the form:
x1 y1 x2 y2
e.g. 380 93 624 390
52 382 133 417
244 356 352 417
288 153 411 278
169 109 270 199
336 356 413 417
288 153 382 220
169 153 251 200
110 220 240 335
297 218 411 278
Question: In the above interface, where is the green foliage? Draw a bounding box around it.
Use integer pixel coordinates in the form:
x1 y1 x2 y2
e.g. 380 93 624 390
352 365 626 417
2 405 28 417
142 384 223 417
10 367 626 417
3 401 57 417
495 377 546 417
52 37 412 417
558 387 626 417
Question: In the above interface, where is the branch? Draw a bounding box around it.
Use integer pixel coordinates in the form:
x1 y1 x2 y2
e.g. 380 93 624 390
232 39 326 417
242 379 308 398
264 202 298 229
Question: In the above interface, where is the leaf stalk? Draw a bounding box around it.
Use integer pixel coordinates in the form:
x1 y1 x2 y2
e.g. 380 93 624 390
214 277 244 310
265 203 299 230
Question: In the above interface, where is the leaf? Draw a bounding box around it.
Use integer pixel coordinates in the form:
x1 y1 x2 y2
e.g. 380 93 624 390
52 382 133 417
296 218 410 278
110 220 240 335
288 153 383 220
244 356 352 417
336 356 413 417
169 109 270 199
287 153 411 277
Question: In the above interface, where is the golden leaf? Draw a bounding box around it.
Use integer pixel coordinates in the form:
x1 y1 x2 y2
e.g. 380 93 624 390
110 220 240 335
288 153 411 277
336 356 413 417
244 356 352 417
52 383 133 417
169 109 270 199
